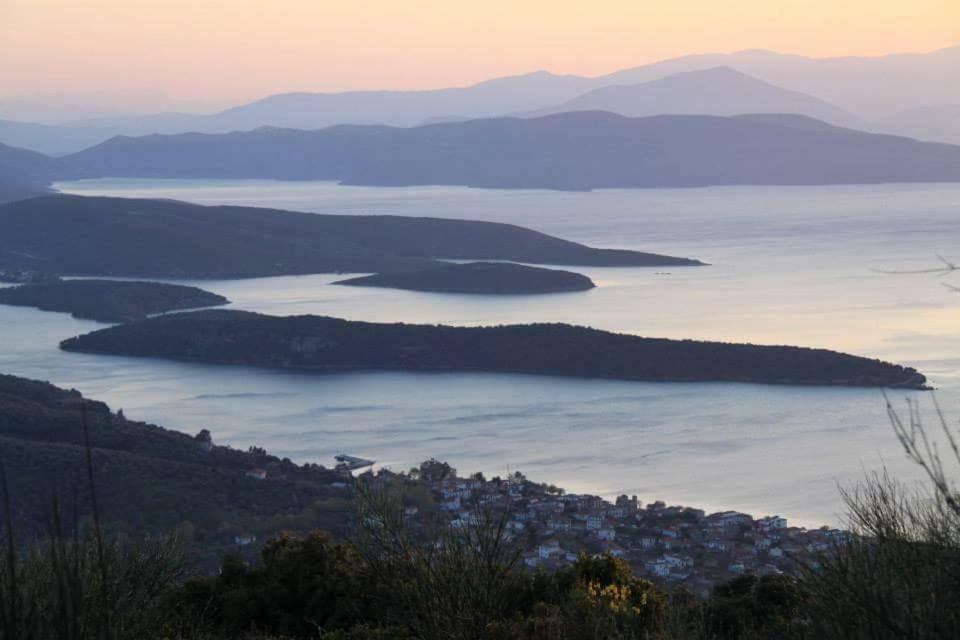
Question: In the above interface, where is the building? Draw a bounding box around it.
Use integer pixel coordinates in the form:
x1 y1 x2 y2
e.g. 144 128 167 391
538 539 562 559
596 527 616 541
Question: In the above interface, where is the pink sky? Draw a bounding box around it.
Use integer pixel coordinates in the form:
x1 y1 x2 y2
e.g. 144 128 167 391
3 0 958 109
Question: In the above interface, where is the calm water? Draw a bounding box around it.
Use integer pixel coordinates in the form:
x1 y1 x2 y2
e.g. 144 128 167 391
5 178 958 526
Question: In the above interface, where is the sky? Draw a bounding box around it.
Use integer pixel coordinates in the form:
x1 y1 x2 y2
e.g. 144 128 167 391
2 0 958 112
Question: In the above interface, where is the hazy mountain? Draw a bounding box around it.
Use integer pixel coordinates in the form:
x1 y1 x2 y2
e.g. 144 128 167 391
528 67 859 126
0 72 596 153
0 142 58 203
875 104 960 145
210 71 596 131
0 119 118 156
58 112 960 190
4 47 958 153
599 46 960 118
0 92 222 124
195 45 960 127
0 142 57 182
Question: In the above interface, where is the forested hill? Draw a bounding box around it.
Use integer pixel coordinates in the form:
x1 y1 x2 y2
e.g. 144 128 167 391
0 142 56 204
0 373 347 567
57 112 960 190
61 309 927 389
0 195 701 278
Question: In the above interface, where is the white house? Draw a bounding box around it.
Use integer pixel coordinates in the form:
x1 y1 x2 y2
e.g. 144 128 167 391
705 539 729 552
596 527 616 541
538 539 562 559
663 554 693 569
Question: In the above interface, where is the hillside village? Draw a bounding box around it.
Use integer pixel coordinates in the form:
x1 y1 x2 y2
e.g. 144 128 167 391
381 459 848 597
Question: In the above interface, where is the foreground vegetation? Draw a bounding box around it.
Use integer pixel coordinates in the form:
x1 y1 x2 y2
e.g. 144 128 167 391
1 373 958 638
3 465 957 639
0 374 348 570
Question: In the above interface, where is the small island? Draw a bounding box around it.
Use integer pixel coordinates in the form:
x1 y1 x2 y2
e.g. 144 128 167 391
60 309 927 389
334 262 596 295
0 279 229 323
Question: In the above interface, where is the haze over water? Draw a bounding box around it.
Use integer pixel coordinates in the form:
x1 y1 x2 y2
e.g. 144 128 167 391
6 178 959 526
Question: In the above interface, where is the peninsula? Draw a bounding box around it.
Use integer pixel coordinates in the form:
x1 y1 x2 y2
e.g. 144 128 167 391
0 195 702 279
60 309 927 389
334 261 596 294
0 279 229 323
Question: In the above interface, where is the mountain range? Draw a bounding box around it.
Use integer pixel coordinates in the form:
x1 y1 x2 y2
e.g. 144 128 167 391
1 46 957 154
53 112 960 190
0 142 55 203
523 67 860 126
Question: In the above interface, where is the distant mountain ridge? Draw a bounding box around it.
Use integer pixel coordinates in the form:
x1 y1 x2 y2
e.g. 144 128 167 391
55 112 960 190
1 46 957 153
525 67 860 127
0 142 56 203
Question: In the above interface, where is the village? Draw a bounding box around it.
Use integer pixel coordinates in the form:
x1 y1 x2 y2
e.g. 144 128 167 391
407 459 847 597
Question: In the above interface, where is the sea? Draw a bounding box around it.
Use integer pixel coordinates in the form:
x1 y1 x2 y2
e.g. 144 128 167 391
3 178 959 527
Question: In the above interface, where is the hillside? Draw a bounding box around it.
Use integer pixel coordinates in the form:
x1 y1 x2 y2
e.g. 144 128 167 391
877 104 960 145
334 261 596 294
60 309 927 389
0 195 699 278
0 279 229 323
58 112 960 190
0 373 348 567
528 67 858 126
0 141 57 203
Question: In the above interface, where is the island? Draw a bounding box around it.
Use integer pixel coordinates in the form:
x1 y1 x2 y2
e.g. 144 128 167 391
0 279 229 323
333 261 596 294
60 309 927 389
0 195 703 279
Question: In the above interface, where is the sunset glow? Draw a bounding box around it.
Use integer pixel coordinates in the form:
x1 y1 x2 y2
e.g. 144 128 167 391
4 0 958 106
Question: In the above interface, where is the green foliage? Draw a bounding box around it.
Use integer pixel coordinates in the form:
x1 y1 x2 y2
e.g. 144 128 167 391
703 574 808 639
0 374 347 568
164 532 378 639
804 473 960 639
0 535 182 640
